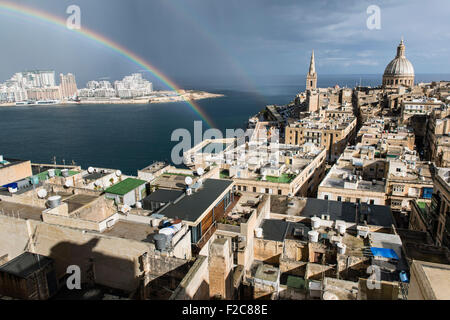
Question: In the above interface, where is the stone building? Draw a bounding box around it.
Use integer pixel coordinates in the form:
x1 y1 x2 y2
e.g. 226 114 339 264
306 50 317 91
382 39 415 88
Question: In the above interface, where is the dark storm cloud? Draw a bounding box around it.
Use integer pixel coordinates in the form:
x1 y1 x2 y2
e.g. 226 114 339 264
0 0 448 86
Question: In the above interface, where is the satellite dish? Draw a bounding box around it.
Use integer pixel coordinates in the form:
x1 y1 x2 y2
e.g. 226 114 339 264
115 170 122 177
65 180 73 188
196 167 205 176
37 189 48 199
88 167 94 174
185 176 193 186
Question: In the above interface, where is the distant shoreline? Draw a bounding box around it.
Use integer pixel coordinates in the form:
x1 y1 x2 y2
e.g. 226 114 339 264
0 90 225 107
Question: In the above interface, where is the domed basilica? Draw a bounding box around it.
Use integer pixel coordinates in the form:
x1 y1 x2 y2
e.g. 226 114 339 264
382 39 415 88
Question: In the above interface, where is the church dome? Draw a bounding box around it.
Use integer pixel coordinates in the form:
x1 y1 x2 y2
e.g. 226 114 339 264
384 56 414 76
383 39 414 76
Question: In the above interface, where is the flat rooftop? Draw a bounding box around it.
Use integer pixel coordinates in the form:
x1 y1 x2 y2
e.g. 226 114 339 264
143 189 184 204
0 201 43 221
64 194 99 213
260 219 311 242
159 179 233 223
0 252 52 278
412 260 450 300
270 196 394 227
101 220 158 242
83 172 110 181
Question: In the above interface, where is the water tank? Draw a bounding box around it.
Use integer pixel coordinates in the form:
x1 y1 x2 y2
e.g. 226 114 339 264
48 169 55 178
88 167 94 174
337 242 346 255
8 187 18 194
31 176 40 185
337 224 346 235
311 217 321 229
0 155 3 162
135 201 142 209
48 195 62 208
399 271 409 283
153 233 167 251
61 169 69 177
308 230 319 243
254 227 263 238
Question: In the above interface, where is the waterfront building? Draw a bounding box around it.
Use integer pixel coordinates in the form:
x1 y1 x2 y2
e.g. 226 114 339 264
114 73 153 98
59 73 78 99
26 86 61 101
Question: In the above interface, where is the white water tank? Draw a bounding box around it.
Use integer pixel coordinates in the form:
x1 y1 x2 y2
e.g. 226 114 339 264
308 230 319 243
8 187 18 194
254 227 263 238
61 169 69 177
337 242 346 255
0 155 3 162
48 169 55 177
88 167 94 174
151 218 160 227
311 217 321 229
135 201 142 209
48 195 62 208
337 223 346 235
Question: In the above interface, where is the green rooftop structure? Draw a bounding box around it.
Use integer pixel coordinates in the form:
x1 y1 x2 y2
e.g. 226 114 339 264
105 178 147 196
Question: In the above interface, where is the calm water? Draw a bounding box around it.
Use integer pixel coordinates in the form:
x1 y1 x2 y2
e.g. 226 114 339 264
0 74 448 175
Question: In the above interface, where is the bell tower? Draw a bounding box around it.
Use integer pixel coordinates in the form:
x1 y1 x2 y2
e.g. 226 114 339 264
306 50 317 90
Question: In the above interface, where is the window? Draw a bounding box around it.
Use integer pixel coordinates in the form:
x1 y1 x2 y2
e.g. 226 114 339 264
337 196 342 202
253 187 257 192
369 199 375 205
324 195 329 200
265 188 270 194
243 186 247 192
278 190 282 195
393 185 404 193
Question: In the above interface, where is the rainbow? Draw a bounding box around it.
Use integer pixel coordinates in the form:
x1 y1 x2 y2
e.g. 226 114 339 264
0 0 216 128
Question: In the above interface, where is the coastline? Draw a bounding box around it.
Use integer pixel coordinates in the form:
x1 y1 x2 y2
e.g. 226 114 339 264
0 90 225 107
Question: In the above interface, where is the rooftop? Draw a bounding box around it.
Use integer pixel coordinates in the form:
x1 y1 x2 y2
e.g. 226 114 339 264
101 220 158 242
143 189 184 204
260 219 310 242
270 196 394 227
104 178 146 196
0 252 53 278
0 201 43 221
159 179 233 223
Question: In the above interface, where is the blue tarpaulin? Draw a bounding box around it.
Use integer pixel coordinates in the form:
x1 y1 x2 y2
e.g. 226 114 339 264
370 247 399 260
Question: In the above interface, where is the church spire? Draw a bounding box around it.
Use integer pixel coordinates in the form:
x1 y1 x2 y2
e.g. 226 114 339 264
308 50 316 75
306 50 317 90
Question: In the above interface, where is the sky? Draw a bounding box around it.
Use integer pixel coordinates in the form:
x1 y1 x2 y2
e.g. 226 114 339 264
0 0 448 87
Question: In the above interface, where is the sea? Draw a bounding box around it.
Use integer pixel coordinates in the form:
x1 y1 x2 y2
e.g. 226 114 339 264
0 74 449 175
